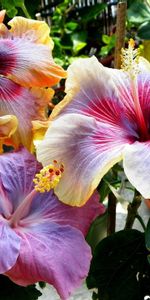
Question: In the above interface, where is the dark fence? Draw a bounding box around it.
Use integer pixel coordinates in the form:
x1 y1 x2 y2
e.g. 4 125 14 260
36 0 118 35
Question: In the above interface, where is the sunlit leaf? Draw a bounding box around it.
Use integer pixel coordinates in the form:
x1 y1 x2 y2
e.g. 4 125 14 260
127 2 150 24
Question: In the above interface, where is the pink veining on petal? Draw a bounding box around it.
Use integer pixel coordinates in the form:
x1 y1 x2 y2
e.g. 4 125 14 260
18 190 105 236
6 223 92 300
0 180 13 218
0 77 22 101
0 39 17 76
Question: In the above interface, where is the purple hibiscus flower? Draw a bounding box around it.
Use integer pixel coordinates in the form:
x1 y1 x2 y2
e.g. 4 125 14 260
0 147 104 300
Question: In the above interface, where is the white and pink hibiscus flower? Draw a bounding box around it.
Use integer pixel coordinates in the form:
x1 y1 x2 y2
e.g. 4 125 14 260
0 11 67 151
0 147 104 300
36 40 150 206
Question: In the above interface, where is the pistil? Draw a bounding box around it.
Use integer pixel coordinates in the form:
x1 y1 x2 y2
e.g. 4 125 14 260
121 39 149 140
9 189 37 228
9 161 64 228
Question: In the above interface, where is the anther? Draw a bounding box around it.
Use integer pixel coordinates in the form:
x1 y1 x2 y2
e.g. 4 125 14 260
33 161 64 193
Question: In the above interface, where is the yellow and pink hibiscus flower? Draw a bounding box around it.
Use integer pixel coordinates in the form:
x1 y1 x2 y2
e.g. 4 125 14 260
0 147 105 299
36 40 150 206
0 11 67 151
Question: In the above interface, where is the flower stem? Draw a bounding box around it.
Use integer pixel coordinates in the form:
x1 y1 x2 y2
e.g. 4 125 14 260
107 192 116 236
124 192 142 229
135 214 146 231
20 3 31 19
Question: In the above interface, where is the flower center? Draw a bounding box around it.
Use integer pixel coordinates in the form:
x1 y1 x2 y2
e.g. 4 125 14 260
121 39 149 141
8 161 64 228
33 160 64 193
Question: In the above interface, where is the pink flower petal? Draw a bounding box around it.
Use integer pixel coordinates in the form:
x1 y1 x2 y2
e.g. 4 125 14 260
51 57 150 137
6 223 91 300
0 77 53 150
50 56 138 139
0 222 20 273
22 190 105 236
0 16 67 87
36 113 133 206
0 37 66 87
123 141 150 199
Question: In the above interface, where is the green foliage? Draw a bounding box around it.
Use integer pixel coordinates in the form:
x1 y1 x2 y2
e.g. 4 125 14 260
99 34 116 57
0 275 42 300
78 3 106 23
138 21 150 39
0 0 33 18
87 229 150 300
127 1 150 40
145 218 150 250
127 1 150 24
50 1 106 68
71 31 87 54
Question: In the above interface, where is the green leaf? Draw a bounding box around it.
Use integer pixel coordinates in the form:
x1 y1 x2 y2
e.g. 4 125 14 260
13 0 24 6
102 34 111 44
138 21 150 39
71 32 87 54
0 275 42 300
86 213 107 250
100 45 111 56
87 229 150 300
99 179 110 202
105 181 127 205
145 217 150 250
65 22 78 31
127 2 150 24
1 0 31 17
79 3 107 23
54 57 65 67
100 35 116 56
6 7 18 18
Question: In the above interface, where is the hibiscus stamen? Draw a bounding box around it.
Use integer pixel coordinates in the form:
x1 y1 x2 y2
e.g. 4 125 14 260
8 161 64 228
121 39 149 140
121 39 140 79
33 161 64 193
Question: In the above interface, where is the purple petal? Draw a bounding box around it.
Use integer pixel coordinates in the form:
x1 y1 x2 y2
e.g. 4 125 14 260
0 148 41 211
21 190 105 236
0 221 20 273
6 223 91 300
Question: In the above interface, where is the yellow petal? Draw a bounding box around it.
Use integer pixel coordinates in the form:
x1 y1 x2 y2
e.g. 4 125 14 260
0 115 18 138
0 115 18 152
8 16 54 49
32 120 50 145
0 10 6 23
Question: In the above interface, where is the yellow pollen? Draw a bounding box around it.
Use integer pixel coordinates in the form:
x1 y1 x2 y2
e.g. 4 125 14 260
128 38 135 48
121 38 140 78
33 161 64 193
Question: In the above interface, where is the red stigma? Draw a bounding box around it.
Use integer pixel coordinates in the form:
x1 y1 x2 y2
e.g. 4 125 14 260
55 170 60 176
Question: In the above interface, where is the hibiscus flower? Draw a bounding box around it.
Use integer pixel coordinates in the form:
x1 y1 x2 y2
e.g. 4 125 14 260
0 12 67 151
36 40 150 206
0 147 104 300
